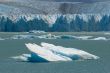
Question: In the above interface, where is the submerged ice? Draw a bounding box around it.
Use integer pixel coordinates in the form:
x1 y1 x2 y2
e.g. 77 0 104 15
11 42 99 62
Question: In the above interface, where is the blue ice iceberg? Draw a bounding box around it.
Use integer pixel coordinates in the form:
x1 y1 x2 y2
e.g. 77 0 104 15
11 42 99 62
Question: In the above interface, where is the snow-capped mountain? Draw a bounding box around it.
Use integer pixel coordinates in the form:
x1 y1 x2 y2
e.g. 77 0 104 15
0 0 110 23
0 0 110 32
0 0 110 15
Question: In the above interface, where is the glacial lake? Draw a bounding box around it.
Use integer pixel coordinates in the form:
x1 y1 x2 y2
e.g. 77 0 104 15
0 32 110 73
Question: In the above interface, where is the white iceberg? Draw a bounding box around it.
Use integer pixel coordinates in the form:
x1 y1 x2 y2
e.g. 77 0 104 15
11 42 99 62
25 43 72 61
41 42 99 60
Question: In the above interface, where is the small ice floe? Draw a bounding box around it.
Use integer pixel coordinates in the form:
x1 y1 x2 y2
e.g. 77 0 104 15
11 42 99 62
72 36 93 40
90 37 107 40
10 35 37 40
37 34 60 39
37 34 93 40
38 34 74 39
59 35 93 40
28 30 46 34
60 35 75 39
11 54 31 62
0 37 5 40
104 32 110 35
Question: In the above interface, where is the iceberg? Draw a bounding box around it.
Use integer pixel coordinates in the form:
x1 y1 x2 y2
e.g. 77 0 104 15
90 37 107 40
60 35 75 39
37 34 60 39
10 35 37 40
41 42 99 60
37 34 93 40
25 43 72 61
11 42 99 62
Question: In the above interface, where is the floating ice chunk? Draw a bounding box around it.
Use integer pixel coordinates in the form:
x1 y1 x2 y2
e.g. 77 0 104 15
72 36 93 40
104 32 110 35
11 54 31 62
60 35 75 39
0 37 5 40
28 30 46 34
90 37 107 40
25 43 72 61
41 42 99 60
60 35 93 40
11 53 49 62
37 34 93 40
10 35 37 40
37 34 60 39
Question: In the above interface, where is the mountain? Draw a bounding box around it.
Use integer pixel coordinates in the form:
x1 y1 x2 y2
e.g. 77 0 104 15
0 0 110 32
0 0 110 15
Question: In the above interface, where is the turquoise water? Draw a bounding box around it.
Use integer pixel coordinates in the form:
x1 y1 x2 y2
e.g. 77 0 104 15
0 32 110 73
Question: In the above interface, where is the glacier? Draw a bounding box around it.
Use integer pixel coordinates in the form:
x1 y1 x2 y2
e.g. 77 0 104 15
11 42 99 62
1 14 110 32
0 14 106 25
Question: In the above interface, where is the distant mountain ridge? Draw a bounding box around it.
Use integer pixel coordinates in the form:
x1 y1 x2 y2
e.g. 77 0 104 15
0 0 110 15
0 0 110 32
